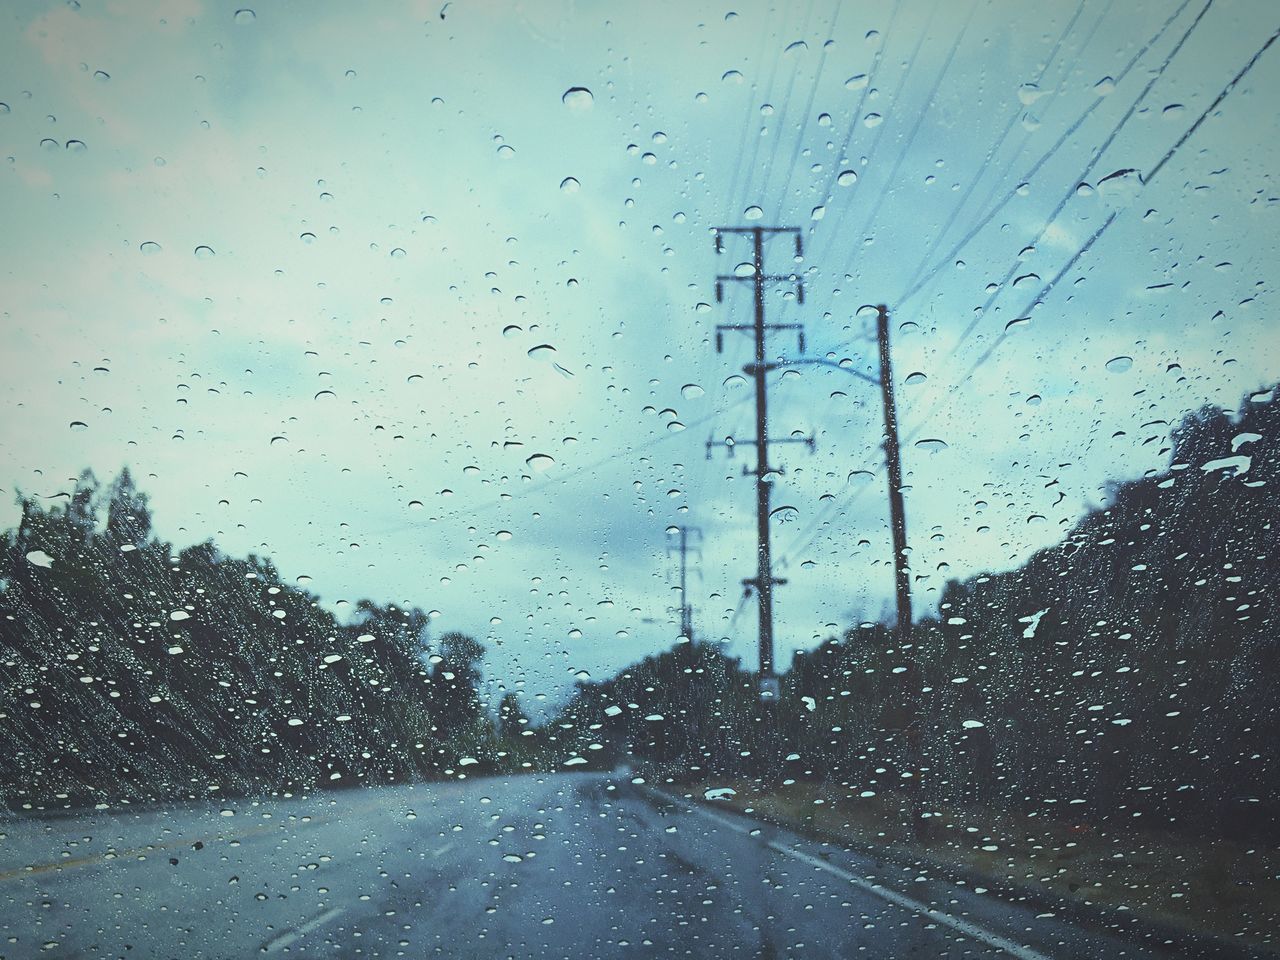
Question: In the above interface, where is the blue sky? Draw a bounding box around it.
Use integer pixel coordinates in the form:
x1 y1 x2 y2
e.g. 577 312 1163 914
2 0 1277 706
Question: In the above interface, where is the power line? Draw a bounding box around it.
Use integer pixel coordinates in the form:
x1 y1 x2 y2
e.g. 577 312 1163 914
810 0 940 274
895 0 1099 308
753 0 823 214
891 0 1207 316
777 8 1275 569
723 4 785 222
363 393 754 538
829 0 980 294
809 0 905 227
773 0 845 215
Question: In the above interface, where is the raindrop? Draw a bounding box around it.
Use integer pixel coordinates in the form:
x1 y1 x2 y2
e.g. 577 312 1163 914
845 74 868 90
903 371 926 385
1094 76 1115 96
300 232 316 243
525 453 555 472
496 530 512 541
39 138 59 151
770 504 799 523
169 610 190 621
527 344 556 360
666 420 686 433
561 86 593 110
721 70 744 83
314 389 336 400
863 113 882 128
233 8 256 23
496 144 515 158
25 550 54 568
408 500 424 510
390 247 406 259
559 176 580 193
65 139 86 153
1105 355 1133 374
502 324 523 338
810 205 825 221
681 383 705 399
194 245 215 259
69 420 88 431
914 438 948 453
743 205 763 220
1026 394 1042 406
139 241 161 255
93 70 110 81
837 169 857 186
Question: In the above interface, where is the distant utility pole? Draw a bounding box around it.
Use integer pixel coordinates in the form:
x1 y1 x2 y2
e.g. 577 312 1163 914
668 525 702 642
708 225 811 701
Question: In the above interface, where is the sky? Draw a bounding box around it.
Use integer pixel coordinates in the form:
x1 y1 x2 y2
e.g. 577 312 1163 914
2 0 1277 707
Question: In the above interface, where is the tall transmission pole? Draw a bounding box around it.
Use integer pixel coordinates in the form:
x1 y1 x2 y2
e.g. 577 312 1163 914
708 225 810 700
667 525 702 642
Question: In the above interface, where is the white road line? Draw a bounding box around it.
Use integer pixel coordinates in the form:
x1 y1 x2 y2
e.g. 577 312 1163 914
261 906 345 954
647 787 1052 960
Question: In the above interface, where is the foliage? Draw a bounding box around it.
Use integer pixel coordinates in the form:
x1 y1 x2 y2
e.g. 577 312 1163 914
555 385 1279 842
0 468 511 810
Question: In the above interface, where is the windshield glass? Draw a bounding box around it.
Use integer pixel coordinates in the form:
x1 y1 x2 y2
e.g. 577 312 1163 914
2 1 1278 957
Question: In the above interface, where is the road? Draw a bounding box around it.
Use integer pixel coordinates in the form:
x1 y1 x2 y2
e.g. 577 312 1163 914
0 772 1186 959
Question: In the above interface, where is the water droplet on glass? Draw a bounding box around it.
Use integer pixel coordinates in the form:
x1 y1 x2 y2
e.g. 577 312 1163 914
904 371 926 385
233 8 256 23
194 245 215 259
525 453 555 472
845 74 868 90
914 438 948 453
390 247 406 258
527 343 556 360
139 241 161 255
496 144 515 158
810 205 825 221
1105 355 1133 374
721 70 744 83
559 176 580 193
837 169 857 186
25 550 54 568
65 139 86 153
743 205 763 220
863 113 882 128
1094 76 1115 96
561 86 593 110
681 383 705 399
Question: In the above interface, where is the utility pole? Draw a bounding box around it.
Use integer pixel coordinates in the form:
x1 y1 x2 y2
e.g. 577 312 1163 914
876 305 911 641
667 525 702 642
708 225 810 701
874 303 924 839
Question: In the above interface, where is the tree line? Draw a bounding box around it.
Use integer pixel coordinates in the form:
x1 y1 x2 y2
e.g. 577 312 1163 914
554 383 1279 844
0 468 537 811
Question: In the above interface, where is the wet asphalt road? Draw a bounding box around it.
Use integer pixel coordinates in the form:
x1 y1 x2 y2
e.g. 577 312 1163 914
0 772 1176 959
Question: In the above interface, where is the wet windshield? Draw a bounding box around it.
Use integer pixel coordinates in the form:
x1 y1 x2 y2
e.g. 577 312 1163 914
2 1 1278 957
